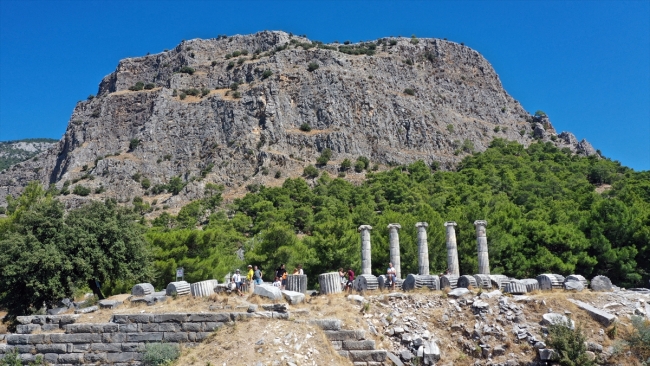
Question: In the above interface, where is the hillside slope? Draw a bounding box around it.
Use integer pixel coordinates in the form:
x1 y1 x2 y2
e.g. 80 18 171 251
0 31 597 209
0 139 57 172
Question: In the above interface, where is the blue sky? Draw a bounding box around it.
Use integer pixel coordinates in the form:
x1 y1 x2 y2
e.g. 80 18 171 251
1 1 648 170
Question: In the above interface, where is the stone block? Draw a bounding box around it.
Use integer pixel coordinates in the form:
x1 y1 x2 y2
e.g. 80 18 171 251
591 275 613 291
386 352 404 366
103 332 127 343
342 340 375 350
74 305 98 314
36 343 67 354
337 350 350 358
0 344 6 354
92 343 123 352
72 343 92 352
564 281 584 292
43 353 59 364
203 322 224 331
122 343 145 352
98 299 122 309
331 341 342 350
229 312 252 321
13 345 35 353
111 314 129 324
324 330 365 341
106 352 142 363
308 319 342 331
140 323 159 332
187 313 219 322
447 288 470 297
6 334 29 345
182 323 202 332
18 354 36 363
15 316 35 325
194 332 212 342
159 322 181 332
281 290 305 304
349 350 387 362
253 284 283 300
50 333 102 343
41 324 60 331
84 352 108 363
541 313 575 329
163 332 189 342
128 314 153 323
16 324 40 334
58 314 79 325
119 323 139 333
153 313 188 323
64 323 93 333
272 312 289 319
126 332 164 342
59 353 84 364
572 300 617 326
423 340 441 364
539 348 557 361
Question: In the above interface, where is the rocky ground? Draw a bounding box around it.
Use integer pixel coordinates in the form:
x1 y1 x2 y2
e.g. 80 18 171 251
2 285 648 366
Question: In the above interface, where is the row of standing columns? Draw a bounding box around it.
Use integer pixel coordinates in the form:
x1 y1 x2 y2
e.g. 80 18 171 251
358 220 490 277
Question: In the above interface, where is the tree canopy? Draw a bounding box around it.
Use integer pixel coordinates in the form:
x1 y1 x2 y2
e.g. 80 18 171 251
0 183 152 318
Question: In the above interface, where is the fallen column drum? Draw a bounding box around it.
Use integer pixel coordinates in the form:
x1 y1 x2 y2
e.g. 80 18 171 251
166 281 190 296
457 275 478 289
440 275 459 289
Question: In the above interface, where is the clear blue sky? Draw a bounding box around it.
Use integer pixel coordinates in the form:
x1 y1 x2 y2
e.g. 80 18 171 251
1 1 648 170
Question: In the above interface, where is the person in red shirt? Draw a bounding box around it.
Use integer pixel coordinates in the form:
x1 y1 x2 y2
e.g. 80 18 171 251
345 267 355 293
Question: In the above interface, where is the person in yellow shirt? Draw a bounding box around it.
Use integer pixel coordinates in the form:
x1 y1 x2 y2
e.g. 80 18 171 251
246 264 254 292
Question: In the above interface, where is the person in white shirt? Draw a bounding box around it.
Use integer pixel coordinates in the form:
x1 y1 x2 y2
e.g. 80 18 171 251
298 264 304 275
272 277 282 288
231 269 243 296
386 263 396 290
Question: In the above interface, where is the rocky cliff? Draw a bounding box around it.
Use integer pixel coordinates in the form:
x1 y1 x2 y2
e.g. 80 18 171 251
0 139 58 172
0 31 597 210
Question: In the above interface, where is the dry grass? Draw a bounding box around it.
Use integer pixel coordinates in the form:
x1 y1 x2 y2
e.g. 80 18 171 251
174 318 348 366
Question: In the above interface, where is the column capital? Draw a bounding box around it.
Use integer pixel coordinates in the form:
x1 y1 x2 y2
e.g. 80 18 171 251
358 225 373 232
473 220 487 227
387 223 402 230
415 222 429 228
444 221 457 227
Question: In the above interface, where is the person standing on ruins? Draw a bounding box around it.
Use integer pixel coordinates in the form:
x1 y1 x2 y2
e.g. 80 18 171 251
387 262 397 290
253 265 263 285
276 264 287 289
346 267 355 293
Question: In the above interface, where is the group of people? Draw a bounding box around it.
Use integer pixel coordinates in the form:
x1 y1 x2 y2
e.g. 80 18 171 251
339 262 399 292
229 263 304 294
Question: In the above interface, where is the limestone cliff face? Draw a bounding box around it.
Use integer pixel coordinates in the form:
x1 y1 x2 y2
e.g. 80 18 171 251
0 31 596 210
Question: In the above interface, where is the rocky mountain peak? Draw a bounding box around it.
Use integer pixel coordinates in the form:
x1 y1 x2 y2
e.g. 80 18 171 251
0 31 598 211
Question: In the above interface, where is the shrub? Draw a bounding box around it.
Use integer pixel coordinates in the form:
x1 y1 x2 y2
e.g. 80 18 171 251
179 92 187 100
494 126 501 133
227 61 235 69
132 172 141 182
303 165 319 179
403 59 413 66
534 110 547 117
129 138 141 151
356 156 370 170
261 167 269 176
143 342 180 366
87 94 95 100
274 171 281 179
230 83 239 91
225 53 232 59
307 62 319 72
404 88 415 96
390 40 397 46
299 123 311 132
316 148 332 166
201 88 210 97
340 158 352 171
211 61 217 66
354 161 365 173
410 35 419 44
168 176 186 195
91 110 101 118
232 51 241 57
232 91 241 98
547 318 594 366
262 69 273 79
73 185 91 196
144 83 155 90
172 89 177 97
129 82 144 91
447 124 455 133
94 185 105 194
237 57 245 65
141 178 151 190
461 139 475 153
627 316 650 362
344 40 350 45
179 66 195 75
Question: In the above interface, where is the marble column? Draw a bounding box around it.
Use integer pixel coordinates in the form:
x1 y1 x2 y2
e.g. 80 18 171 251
415 222 429 275
358 225 373 275
474 220 490 275
387 224 402 279
444 221 460 276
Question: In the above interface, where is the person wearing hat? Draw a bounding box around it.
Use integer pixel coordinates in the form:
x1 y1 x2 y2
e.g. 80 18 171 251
231 269 243 296
246 265 254 292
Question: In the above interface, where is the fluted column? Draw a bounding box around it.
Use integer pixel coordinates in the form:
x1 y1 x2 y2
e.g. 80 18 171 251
444 221 460 276
415 222 429 275
358 225 373 275
474 220 489 274
387 223 402 279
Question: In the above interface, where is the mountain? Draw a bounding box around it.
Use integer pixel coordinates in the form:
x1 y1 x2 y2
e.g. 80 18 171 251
0 138 58 172
0 31 597 210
